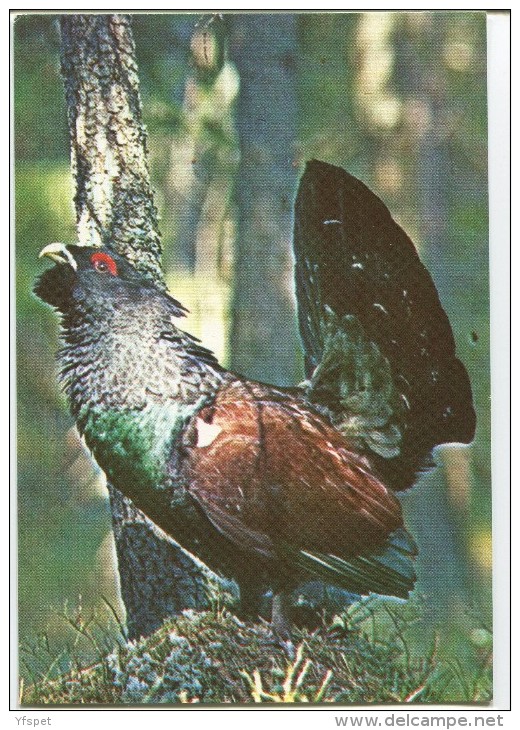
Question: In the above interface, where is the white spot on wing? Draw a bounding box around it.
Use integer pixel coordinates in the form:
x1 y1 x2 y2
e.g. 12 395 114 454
323 219 342 225
195 418 222 448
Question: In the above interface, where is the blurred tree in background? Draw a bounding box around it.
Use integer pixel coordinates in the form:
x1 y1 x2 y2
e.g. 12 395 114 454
15 11 489 676
228 14 300 386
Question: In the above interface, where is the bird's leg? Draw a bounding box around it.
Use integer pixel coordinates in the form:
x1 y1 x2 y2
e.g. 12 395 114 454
237 577 264 620
272 590 295 659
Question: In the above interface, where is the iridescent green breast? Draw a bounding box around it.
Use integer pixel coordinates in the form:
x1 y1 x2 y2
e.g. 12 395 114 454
80 400 201 496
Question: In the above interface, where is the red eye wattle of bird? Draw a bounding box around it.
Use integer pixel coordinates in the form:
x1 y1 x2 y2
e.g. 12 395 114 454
91 251 118 276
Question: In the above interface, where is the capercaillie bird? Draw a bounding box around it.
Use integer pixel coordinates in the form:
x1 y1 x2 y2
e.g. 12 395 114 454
34 160 475 648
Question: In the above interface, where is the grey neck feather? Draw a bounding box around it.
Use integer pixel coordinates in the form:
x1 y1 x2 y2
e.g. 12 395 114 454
57 294 224 421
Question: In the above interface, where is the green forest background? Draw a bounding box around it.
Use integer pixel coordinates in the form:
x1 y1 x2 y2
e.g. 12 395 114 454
15 12 490 690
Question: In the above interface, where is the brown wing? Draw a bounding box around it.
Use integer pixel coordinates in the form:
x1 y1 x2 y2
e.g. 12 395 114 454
183 380 403 563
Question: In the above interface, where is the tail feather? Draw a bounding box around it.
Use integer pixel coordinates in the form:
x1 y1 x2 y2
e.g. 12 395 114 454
291 528 417 599
305 310 406 460
294 160 475 490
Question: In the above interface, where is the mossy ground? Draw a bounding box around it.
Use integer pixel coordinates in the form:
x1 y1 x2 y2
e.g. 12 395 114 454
19 598 492 706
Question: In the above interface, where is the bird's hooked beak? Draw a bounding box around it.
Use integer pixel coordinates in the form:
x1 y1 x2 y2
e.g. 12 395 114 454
39 242 78 271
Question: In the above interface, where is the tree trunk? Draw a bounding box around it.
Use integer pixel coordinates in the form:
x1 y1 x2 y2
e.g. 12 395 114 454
60 15 163 282
59 14 217 639
163 19 238 278
228 14 300 387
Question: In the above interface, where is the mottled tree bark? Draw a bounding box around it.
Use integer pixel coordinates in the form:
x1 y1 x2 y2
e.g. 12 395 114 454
108 487 223 639
60 15 163 282
59 14 217 639
228 14 300 387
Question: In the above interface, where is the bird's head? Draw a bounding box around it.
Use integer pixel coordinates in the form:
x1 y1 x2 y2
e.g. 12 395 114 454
34 243 187 318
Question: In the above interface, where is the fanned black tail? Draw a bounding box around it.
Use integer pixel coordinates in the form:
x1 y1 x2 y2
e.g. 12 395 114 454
293 160 475 491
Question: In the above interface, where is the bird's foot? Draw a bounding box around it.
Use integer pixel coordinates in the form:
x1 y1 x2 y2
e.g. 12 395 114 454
271 590 296 659
264 629 296 660
277 637 296 661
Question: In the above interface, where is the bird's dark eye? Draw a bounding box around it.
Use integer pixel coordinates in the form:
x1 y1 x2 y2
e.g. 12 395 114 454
91 252 118 276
